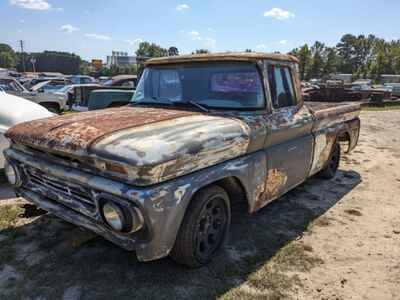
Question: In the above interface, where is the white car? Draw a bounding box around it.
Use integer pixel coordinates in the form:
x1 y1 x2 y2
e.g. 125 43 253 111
0 91 54 169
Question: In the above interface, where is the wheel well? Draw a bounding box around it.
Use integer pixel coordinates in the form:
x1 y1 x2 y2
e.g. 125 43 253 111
40 102 60 110
338 130 351 152
210 177 249 212
107 101 129 108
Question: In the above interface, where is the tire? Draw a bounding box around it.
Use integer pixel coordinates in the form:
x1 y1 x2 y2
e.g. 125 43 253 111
170 185 231 268
41 103 61 114
318 142 341 179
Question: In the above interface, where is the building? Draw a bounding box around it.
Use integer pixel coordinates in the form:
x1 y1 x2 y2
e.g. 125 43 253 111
106 51 137 67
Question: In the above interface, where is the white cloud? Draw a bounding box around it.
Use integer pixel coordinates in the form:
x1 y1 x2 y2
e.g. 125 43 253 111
256 44 267 50
279 40 287 45
188 30 202 40
204 38 216 49
10 0 51 10
85 33 111 41
60 24 79 34
124 38 143 46
176 4 190 11
264 8 295 20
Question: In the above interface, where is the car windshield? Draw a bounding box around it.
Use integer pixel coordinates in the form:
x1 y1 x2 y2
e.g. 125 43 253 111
57 85 72 93
132 63 265 110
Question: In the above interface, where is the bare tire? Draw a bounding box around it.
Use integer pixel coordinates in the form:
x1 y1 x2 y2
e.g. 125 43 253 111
318 142 341 179
170 185 231 268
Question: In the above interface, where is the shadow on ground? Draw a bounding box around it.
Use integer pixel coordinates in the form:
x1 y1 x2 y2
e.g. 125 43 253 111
0 170 361 299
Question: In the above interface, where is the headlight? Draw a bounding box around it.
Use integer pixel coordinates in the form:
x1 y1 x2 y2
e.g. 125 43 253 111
102 202 125 231
4 161 21 187
100 199 144 233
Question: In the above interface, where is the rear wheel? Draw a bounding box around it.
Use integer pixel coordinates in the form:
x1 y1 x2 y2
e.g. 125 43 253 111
318 142 341 179
170 185 231 268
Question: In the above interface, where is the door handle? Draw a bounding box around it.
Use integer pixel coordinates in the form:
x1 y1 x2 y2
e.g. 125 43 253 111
288 146 297 152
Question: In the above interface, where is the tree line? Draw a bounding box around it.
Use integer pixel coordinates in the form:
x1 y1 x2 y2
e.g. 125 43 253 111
2 34 400 79
290 34 400 81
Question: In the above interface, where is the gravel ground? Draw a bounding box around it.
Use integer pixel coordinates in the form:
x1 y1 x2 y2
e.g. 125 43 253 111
0 110 399 300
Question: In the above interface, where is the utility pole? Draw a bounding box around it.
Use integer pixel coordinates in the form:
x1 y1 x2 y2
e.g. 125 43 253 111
19 40 26 72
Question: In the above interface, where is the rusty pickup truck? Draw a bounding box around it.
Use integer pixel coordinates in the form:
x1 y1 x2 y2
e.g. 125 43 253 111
4 53 360 267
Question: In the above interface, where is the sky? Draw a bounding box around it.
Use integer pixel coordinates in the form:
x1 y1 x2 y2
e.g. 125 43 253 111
1 0 400 61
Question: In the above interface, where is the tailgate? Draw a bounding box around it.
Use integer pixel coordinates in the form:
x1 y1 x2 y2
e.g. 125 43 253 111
306 102 361 131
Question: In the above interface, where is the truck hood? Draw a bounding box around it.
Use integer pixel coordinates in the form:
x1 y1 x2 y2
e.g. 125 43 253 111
6 106 251 185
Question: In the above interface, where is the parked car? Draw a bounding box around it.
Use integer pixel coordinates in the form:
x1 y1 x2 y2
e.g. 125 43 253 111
98 76 110 84
0 91 54 169
52 83 101 111
4 52 361 267
0 76 29 96
72 89 134 112
103 75 137 88
23 77 70 91
384 83 400 98
67 75 96 85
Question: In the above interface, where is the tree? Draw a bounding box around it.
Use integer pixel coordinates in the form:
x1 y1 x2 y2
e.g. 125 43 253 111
135 42 168 58
290 44 311 80
168 46 179 56
0 43 17 69
0 52 15 68
323 48 339 76
307 41 326 79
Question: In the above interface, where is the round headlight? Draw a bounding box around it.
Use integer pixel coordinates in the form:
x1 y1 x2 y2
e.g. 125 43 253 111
102 202 125 231
4 161 20 186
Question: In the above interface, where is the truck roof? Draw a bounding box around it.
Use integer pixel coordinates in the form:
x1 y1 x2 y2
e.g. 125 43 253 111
145 52 299 66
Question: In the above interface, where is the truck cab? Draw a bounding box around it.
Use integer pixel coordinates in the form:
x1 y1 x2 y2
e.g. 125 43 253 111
4 52 360 267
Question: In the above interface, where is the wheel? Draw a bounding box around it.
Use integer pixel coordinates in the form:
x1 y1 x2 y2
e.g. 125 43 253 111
41 103 61 114
170 185 231 268
318 142 341 179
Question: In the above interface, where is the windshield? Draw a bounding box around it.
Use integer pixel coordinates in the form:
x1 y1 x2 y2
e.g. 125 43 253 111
132 63 265 110
57 85 73 93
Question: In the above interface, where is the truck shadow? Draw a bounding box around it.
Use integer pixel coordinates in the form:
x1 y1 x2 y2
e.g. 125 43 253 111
1 169 361 299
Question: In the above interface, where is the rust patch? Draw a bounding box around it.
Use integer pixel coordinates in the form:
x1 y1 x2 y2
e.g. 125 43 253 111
253 168 288 212
6 106 198 155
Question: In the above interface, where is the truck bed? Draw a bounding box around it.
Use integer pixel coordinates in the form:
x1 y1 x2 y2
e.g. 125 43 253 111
305 101 361 131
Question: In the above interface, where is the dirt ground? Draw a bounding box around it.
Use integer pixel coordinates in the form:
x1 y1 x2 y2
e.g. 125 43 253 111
0 110 399 300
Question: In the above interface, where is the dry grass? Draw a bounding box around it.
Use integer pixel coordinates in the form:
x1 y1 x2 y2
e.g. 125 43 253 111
0 205 24 230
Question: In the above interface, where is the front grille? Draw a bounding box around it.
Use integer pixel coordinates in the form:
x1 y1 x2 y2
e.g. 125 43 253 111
24 166 96 215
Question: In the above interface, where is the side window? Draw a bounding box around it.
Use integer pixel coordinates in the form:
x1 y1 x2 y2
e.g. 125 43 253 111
267 65 297 109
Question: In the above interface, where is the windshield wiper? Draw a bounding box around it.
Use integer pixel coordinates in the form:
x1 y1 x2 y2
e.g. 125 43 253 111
185 100 210 112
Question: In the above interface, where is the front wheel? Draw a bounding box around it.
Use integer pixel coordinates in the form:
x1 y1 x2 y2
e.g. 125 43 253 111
170 185 231 268
318 142 341 179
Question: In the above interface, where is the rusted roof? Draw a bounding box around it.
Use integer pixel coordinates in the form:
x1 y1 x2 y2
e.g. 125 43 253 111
145 52 298 66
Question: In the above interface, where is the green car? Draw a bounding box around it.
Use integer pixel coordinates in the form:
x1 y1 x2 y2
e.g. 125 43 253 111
71 88 134 111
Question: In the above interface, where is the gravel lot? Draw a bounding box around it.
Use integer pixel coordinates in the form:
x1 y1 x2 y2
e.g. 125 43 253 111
0 110 399 300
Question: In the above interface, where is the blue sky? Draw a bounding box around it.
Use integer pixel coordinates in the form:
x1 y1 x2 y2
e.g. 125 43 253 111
1 0 400 61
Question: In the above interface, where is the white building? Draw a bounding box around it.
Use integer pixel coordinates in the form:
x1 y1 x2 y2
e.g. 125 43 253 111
107 51 137 67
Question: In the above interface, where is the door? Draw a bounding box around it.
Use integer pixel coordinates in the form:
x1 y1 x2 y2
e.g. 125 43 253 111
264 63 314 201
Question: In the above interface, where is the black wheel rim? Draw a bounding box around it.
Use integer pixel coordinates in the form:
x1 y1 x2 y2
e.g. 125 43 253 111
329 145 340 172
194 196 228 262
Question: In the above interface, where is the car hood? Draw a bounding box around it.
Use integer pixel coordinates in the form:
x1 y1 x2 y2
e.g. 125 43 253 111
6 106 251 185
